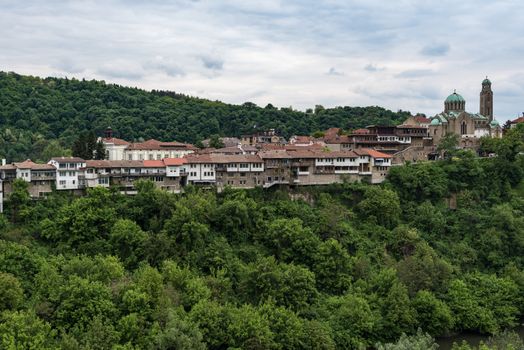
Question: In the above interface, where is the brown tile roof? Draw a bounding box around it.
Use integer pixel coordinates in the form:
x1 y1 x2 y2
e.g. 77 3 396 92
186 154 263 164
14 160 55 170
127 139 196 151
210 146 244 154
260 149 359 160
201 137 240 148
258 150 291 159
352 128 369 134
84 160 144 168
511 116 524 124
414 115 431 123
0 164 17 170
324 127 341 138
102 137 130 146
324 135 352 144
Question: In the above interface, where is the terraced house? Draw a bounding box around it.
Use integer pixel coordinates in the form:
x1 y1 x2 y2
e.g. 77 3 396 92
0 148 392 212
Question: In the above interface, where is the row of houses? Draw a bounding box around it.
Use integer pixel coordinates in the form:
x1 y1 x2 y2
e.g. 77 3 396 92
0 148 392 212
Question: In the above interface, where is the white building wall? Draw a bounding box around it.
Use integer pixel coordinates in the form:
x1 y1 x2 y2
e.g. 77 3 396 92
125 149 194 161
49 160 86 190
105 144 127 161
16 168 31 182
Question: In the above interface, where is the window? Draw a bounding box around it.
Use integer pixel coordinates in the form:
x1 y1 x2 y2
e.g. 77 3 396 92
139 154 144 160
59 180 66 185
98 177 109 185
128 154 133 160
72 180 76 185
240 172 246 177
157 154 161 160
461 121 467 135
240 163 249 168
154 176 163 182
149 154 154 160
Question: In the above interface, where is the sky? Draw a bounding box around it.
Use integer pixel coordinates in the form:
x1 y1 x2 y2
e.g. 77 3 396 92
1 0 523 121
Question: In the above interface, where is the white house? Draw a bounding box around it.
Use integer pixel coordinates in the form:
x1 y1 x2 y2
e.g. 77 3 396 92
49 157 86 190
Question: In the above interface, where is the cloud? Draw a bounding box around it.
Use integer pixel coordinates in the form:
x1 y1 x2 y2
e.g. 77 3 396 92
146 56 185 77
52 58 85 74
0 0 522 120
364 63 385 72
97 62 144 80
420 43 450 57
396 69 436 79
327 67 344 76
201 56 224 71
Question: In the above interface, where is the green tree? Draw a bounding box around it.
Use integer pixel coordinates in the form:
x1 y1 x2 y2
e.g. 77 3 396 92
356 187 401 228
0 310 57 350
0 272 24 311
412 290 454 336
437 133 459 158
208 134 225 149
8 178 31 223
109 219 147 268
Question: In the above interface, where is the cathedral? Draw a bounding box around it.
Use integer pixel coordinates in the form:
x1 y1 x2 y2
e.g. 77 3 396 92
429 78 502 149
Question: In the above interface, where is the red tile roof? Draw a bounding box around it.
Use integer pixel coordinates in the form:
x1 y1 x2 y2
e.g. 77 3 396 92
414 115 431 123
163 158 187 166
143 160 165 167
358 148 392 158
185 154 263 164
353 128 369 134
511 116 524 124
324 127 341 138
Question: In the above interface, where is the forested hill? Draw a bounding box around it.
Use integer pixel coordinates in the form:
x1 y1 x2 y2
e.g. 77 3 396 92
0 71 411 161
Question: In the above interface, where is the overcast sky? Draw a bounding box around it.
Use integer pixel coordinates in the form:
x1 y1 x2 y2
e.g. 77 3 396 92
1 0 523 121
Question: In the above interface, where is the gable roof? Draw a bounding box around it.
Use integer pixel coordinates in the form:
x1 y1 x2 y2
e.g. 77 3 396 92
163 158 187 166
102 137 130 146
1 160 56 171
356 148 392 158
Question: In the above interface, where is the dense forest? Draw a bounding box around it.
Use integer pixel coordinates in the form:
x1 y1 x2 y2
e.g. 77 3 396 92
0 71 411 162
1 125 523 349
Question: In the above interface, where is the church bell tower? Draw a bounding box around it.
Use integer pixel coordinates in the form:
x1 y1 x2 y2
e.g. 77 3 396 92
480 77 493 121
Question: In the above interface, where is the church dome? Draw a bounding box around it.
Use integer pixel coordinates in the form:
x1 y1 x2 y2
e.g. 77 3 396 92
445 92 465 103
482 77 491 85
430 118 441 126
490 120 499 127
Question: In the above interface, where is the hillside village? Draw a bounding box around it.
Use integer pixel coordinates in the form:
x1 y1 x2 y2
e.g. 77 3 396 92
1 78 523 212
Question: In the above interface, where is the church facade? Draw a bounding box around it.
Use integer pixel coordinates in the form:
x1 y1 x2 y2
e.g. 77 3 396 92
429 78 502 150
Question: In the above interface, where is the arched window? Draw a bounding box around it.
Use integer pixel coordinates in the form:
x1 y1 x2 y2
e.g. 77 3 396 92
461 121 467 135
